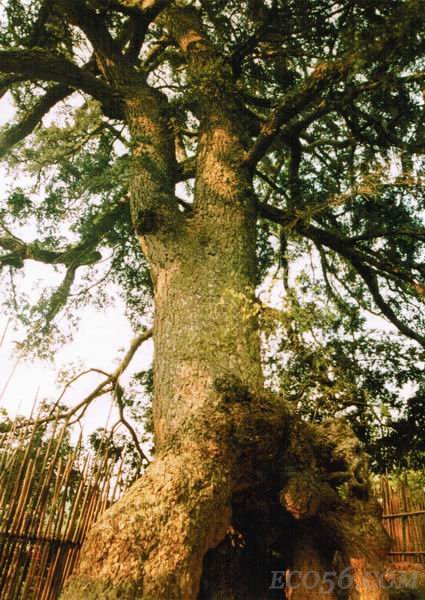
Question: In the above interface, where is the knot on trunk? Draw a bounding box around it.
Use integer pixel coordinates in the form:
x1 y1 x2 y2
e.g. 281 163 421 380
135 208 156 235
279 416 391 576
213 375 253 403
312 418 370 495
280 471 339 519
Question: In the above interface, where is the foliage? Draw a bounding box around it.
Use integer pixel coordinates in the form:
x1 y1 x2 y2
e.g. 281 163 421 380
263 282 425 472
0 0 424 471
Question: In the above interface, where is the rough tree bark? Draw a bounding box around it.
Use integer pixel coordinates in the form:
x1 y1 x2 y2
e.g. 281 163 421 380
60 5 391 600
281 420 391 600
61 15 281 597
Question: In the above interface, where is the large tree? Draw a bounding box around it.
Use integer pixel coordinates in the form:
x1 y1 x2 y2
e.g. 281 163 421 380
0 0 424 598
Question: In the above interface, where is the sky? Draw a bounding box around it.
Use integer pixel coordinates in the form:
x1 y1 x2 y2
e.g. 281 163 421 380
0 94 153 433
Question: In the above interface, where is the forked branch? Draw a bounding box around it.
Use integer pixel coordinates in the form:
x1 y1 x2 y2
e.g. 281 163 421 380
0 85 72 158
257 200 425 347
17 328 153 446
0 48 122 118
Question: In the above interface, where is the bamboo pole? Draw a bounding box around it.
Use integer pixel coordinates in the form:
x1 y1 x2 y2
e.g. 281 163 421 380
0 408 131 599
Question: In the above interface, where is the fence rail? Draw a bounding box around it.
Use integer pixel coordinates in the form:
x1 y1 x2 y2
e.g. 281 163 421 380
379 475 425 566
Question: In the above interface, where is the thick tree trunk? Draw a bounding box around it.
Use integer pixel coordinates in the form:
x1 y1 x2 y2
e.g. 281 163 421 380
60 188 391 599
285 528 338 600
61 35 390 599
61 86 276 597
60 225 291 599
151 191 263 448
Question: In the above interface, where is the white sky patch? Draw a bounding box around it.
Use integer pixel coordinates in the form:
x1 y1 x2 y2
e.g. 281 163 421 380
0 94 153 432
0 311 153 430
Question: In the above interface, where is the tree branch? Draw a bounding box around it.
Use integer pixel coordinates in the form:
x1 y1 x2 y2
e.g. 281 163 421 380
0 48 122 118
257 200 425 347
125 12 146 63
54 0 127 79
349 261 425 346
244 59 351 169
0 229 100 269
231 11 275 77
0 200 129 325
349 228 425 242
97 0 169 61
93 0 143 17
27 0 54 47
44 264 79 325
0 74 25 99
112 380 150 464
244 30 425 169
18 328 153 431
122 0 169 16
0 84 72 159
285 133 302 208
175 155 195 182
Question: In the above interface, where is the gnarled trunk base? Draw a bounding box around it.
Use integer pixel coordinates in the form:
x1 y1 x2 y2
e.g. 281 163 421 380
61 409 390 600
61 395 289 599
61 449 231 599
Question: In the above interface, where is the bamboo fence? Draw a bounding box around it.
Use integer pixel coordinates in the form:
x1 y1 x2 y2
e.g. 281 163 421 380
380 475 425 565
0 402 424 600
0 414 126 600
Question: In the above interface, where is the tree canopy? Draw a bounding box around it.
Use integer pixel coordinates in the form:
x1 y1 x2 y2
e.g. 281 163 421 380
0 0 424 472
